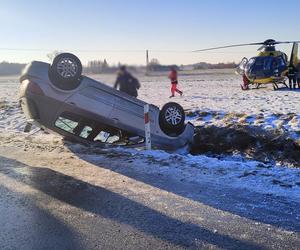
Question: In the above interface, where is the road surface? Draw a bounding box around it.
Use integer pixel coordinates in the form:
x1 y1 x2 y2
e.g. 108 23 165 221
0 141 299 250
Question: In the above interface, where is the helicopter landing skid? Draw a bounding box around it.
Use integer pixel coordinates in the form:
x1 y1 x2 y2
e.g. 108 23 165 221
240 84 249 90
240 81 287 91
254 83 261 89
272 81 288 91
240 83 262 90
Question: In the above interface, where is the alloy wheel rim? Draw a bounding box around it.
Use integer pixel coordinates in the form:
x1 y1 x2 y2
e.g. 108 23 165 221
165 107 182 125
57 57 78 78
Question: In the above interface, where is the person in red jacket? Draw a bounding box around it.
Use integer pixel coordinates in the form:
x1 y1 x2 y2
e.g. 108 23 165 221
168 68 183 98
241 74 250 90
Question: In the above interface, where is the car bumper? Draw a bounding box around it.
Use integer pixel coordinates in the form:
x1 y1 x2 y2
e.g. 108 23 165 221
151 122 195 150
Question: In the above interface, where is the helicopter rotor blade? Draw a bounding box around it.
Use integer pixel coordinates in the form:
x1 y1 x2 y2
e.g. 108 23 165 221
274 41 300 45
192 42 264 52
257 41 300 51
193 40 300 52
257 45 266 51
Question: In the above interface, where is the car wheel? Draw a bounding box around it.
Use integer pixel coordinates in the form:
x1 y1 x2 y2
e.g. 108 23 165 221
49 53 82 90
159 102 185 136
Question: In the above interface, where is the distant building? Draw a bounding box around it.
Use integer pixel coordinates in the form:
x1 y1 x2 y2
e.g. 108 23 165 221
147 58 179 72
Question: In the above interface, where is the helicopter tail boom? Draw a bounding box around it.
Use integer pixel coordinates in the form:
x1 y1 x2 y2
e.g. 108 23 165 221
289 42 299 68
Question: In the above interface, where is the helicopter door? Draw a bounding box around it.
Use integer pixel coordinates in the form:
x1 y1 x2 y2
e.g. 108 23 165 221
236 57 248 75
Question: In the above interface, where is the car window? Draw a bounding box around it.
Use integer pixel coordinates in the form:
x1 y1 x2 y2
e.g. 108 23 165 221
93 131 120 143
94 131 110 142
55 112 122 144
55 116 78 134
80 126 93 139
106 135 120 143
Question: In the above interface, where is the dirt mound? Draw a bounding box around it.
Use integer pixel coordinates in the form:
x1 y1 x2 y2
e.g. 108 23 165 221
191 125 300 167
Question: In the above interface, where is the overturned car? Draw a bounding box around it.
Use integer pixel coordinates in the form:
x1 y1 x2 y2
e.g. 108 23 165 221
19 53 194 150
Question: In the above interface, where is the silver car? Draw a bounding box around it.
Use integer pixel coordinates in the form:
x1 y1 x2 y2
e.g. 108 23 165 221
19 53 194 150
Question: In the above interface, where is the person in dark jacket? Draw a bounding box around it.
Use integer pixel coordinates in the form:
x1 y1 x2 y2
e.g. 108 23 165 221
288 65 298 89
114 66 140 97
297 62 300 88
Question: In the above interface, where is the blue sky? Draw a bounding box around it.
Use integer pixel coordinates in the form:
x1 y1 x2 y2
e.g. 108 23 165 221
1 0 299 65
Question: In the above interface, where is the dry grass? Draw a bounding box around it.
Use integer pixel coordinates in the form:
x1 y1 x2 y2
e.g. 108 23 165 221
192 124 300 167
0 101 8 110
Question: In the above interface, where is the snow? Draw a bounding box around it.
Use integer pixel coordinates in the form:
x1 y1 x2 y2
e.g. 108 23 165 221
100 147 300 201
0 70 300 201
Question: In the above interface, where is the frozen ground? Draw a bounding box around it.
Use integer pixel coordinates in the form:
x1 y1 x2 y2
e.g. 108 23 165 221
0 70 300 200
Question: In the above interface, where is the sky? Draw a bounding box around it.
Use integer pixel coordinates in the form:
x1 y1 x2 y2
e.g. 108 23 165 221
0 0 300 65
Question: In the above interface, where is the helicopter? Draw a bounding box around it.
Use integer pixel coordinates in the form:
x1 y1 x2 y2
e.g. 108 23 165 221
194 39 300 90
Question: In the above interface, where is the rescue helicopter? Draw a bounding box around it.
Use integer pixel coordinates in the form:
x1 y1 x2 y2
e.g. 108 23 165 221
194 39 300 90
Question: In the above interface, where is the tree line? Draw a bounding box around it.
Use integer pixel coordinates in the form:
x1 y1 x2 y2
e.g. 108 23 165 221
0 59 237 76
192 62 237 70
0 62 26 76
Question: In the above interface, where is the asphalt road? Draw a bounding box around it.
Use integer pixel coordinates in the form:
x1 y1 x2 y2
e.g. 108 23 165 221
0 144 300 250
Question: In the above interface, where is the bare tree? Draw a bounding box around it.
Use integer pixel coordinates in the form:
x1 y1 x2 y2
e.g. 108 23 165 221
46 50 62 62
149 58 160 65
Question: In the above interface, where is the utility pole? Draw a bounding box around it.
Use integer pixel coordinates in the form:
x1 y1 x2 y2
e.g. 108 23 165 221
144 104 151 150
146 50 149 75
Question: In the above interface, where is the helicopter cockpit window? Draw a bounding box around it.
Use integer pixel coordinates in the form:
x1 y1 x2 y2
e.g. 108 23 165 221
275 56 286 67
252 57 273 71
256 57 274 70
246 57 276 78
245 58 255 71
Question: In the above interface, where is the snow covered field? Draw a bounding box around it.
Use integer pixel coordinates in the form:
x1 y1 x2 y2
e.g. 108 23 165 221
0 69 300 201
83 71 300 145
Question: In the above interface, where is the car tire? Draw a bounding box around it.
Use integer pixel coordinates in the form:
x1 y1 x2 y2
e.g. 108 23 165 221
159 102 185 136
49 53 82 90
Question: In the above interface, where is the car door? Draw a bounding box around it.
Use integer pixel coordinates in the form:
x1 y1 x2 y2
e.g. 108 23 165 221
59 85 116 120
110 95 145 131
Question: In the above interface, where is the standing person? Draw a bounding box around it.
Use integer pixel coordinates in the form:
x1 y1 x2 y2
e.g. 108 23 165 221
241 74 250 90
168 67 183 98
114 66 140 97
287 65 297 89
297 62 300 88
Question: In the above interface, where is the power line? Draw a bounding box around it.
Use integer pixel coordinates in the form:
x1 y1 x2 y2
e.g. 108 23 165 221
0 47 255 54
0 48 191 53
0 48 145 52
